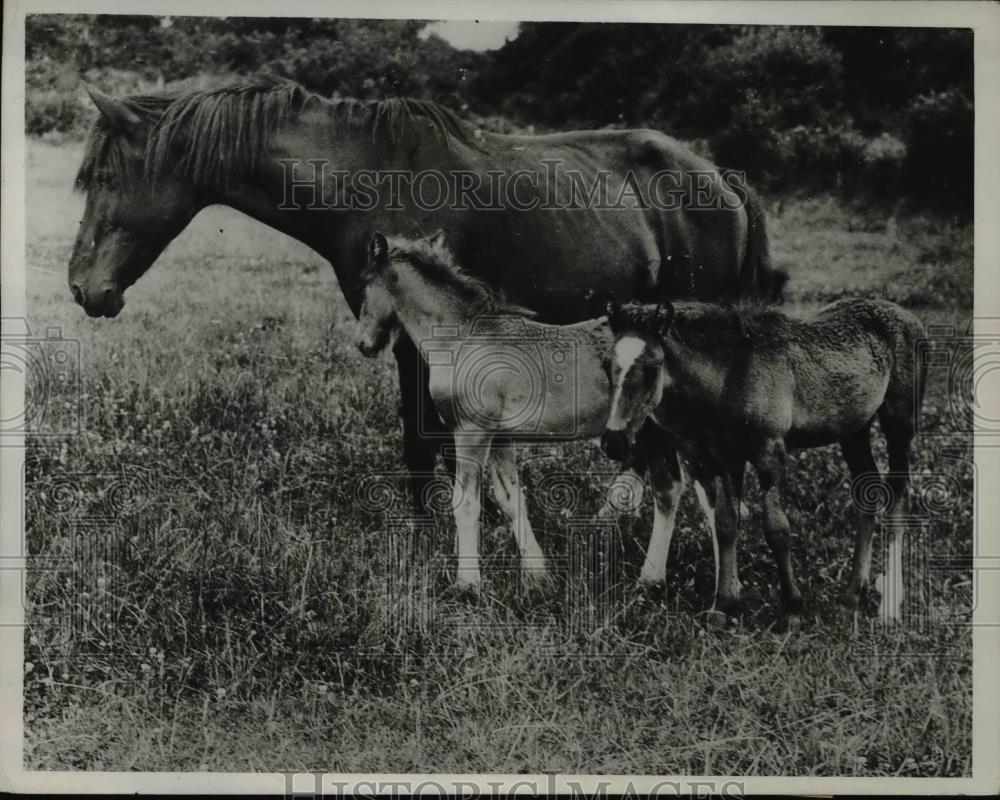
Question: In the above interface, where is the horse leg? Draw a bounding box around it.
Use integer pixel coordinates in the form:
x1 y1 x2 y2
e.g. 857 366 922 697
694 469 742 618
754 439 804 627
839 426 879 611
488 443 548 583
877 402 916 623
638 449 686 585
451 430 490 589
394 334 455 514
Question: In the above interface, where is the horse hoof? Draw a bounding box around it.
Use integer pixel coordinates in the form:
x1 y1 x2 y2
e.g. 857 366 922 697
782 614 802 634
520 567 553 594
878 599 903 625
703 609 730 630
451 577 483 601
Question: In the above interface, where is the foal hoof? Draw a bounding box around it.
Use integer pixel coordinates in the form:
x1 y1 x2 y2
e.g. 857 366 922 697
702 609 732 630
781 614 802 634
838 590 861 611
519 566 554 596
449 576 483 603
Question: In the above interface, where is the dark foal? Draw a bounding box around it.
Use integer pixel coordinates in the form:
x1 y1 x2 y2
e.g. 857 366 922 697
601 297 927 627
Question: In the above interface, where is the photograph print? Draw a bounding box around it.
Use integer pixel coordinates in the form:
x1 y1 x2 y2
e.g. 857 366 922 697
5 3 994 790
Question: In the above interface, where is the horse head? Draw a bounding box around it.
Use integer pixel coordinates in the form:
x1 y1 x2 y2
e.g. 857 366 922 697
354 232 400 357
601 299 673 461
69 86 204 317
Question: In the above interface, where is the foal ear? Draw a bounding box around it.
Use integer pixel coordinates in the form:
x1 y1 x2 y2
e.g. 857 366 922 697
427 229 447 248
368 232 389 267
85 85 141 132
604 294 620 328
654 301 675 340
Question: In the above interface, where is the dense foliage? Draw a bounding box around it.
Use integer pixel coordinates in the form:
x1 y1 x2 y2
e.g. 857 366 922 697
26 15 972 212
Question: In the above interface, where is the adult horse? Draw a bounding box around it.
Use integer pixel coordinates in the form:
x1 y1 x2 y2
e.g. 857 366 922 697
68 77 781 517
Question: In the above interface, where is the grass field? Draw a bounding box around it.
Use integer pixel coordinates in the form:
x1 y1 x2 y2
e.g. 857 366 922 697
22 139 974 775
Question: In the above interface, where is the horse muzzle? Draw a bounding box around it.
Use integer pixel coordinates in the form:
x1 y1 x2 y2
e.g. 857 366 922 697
72 284 124 318
600 429 630 461
355 337 383 358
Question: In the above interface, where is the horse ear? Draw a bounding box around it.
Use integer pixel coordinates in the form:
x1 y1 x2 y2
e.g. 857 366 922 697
85 85 141 131
604 294 620 329
654 301 675 340
428 229 447 248
369 232 388 267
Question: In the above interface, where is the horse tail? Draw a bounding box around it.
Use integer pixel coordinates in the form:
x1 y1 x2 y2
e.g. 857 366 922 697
739 185 786 304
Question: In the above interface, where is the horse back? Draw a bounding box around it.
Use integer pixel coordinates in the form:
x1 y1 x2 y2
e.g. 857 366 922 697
432 315 613 437
780 299 925 444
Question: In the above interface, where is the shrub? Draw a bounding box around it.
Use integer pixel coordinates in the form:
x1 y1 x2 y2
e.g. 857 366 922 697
25 90 90 137
901 89 973 213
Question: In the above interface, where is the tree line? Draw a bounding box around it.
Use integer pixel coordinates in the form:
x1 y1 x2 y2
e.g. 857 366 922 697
26 16 972 213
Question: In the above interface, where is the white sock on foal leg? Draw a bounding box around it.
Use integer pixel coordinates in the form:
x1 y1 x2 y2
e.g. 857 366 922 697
639 473 684 584
877 527 905 623
489 446 547 579
694 480 721 607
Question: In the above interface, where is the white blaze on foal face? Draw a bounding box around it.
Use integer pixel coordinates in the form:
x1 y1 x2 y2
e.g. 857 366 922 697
608 335 663 434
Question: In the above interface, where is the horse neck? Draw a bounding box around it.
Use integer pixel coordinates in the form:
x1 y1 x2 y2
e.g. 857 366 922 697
662 318 734 404
390 266 484 345
200 112 407 307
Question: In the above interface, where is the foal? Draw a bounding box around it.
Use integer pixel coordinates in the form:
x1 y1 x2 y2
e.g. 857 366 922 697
600 298 926 625
354 231 685 590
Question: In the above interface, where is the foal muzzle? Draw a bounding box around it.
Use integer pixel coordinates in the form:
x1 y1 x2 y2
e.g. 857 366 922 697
600 430 630 461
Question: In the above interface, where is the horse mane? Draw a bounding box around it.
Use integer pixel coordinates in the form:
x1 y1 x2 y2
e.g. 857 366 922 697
386 235 536 318
624 300 783 348
76 76 479 193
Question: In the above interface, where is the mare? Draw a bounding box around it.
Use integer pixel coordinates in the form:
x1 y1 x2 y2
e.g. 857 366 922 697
600 298 927 627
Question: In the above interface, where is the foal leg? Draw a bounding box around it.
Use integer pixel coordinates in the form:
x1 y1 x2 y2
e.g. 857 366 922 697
839 427 879 611
451 429 491 589
638 449 686 585
694 470 742 618
488 443 548 583
754 439 804 626
596 422 671 519
877 404 917 623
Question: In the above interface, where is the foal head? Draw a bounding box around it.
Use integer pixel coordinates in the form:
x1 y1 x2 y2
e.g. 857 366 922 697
354 229 533 357
354 232 403 357
354 229 460 357
600 298 675 461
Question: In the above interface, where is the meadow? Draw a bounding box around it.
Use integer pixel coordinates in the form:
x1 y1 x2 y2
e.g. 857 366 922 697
22 139 974 774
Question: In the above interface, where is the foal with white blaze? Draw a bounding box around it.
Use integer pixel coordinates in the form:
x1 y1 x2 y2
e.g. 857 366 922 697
355 232 688 590
601 298 927 625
